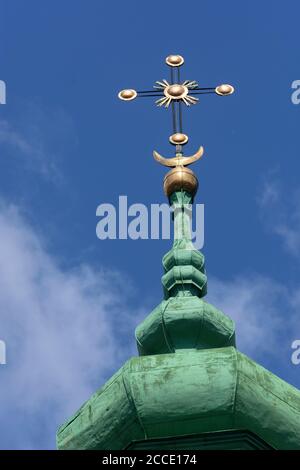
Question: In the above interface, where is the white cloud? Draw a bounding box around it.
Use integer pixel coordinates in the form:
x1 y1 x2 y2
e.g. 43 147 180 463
208 276 287 357
0 103 76 183
274 221 300 257
207 273 300 391
258 172 300 257
259 178 280 208
0 203 142 449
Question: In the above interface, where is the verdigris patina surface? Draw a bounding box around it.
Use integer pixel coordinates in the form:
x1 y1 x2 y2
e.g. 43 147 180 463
57 192 300 450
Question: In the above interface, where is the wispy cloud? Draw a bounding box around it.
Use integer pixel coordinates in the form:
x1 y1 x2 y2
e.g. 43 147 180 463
257 170 300 257
0 102 77 183
208 275 284 357
208 273 300 390
0 202 143 449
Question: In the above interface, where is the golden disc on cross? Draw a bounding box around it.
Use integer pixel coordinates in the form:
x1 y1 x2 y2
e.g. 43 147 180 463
165 55 185 67
215 84 234 96
155 80 199 108
169 133 189 145
164 84 188 100
118 89 137 101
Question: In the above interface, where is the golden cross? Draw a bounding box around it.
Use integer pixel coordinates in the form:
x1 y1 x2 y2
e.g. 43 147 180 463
118 54 234 166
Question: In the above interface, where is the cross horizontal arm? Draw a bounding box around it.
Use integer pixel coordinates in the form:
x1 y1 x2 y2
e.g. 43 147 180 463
137 87 217 93
137 90 164 94
192 87 216 91
188 91 217 95
137 93 165 98
136 91 218 99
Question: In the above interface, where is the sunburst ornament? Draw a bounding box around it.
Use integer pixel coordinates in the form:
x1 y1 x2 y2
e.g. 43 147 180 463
154 80 199 108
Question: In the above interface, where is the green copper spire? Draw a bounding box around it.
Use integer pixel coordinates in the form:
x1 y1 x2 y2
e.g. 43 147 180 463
135 188 235 356
162 191 207 299
57 55 300 451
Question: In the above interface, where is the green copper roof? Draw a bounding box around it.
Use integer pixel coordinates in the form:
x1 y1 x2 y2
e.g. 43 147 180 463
57 189 300 449
57 347 300 450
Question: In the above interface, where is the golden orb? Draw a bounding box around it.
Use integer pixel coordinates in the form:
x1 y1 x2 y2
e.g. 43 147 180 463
164 166 198 198
215 84 234 96
169 133 189 145
165 55 185 67
118 89 137 101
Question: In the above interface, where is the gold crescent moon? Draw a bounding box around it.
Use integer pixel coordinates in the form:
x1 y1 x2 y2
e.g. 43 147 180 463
153 146 204 167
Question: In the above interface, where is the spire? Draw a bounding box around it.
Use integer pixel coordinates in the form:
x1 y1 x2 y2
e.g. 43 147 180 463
162 190 207 299
117 54 233 302
118 54 236 355
135 183 235 355
135 156 235 357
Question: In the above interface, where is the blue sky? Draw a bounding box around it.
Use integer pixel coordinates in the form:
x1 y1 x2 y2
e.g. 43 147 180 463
1 0 300 449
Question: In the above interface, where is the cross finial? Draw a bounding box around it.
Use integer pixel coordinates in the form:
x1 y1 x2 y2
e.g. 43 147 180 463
118 54 234 167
